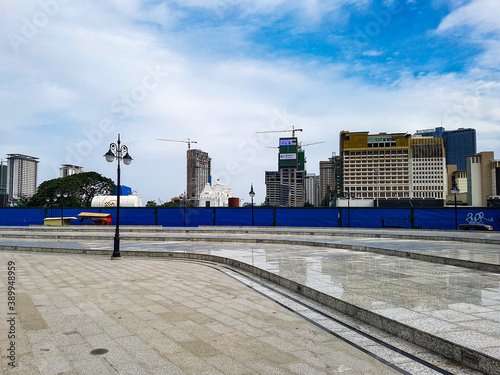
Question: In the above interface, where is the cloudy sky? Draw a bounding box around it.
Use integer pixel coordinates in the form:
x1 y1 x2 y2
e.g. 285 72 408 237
1 0 499 204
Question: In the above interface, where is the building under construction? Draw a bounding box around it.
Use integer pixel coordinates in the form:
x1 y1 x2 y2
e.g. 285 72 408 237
265 137 306 207
188 149 211 205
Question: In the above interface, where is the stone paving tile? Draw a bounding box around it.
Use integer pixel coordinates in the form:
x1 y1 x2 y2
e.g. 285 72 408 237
3 227 500 374
0 250 417 374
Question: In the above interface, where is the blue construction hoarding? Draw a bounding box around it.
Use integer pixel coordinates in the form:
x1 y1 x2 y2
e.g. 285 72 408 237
0 207 498 230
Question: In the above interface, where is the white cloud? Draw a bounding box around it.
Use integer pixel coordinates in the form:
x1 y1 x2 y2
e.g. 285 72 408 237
1 0 499 204
363 50 384 57
437 0 500 34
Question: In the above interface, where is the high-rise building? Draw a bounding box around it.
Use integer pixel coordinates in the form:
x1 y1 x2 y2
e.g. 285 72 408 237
60 164 83 177
319 155 342 206
188 149 211 204
305 173 320 206
6 154 39 201
339 131 446 205
265 137 306 207
0 160 7 207
415 127 476 170
466 151 499 207
319 159 333 206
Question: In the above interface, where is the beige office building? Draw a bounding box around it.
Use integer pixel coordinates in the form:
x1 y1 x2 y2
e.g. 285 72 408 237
339 131 446 203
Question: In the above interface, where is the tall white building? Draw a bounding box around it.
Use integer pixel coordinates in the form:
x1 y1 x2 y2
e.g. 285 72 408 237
60 164 83 177
7 154 39 201
305 173 320 206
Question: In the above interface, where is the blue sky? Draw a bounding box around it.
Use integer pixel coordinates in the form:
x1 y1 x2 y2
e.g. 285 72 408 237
1 0 499 204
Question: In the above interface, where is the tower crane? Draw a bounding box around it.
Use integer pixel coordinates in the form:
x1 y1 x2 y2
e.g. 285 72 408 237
266 141 325 150
300 141 325 148
156 138 198 200
255 125 303 137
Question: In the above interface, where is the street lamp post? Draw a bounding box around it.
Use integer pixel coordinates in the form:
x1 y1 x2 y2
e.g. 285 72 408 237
104 134 133 260
57 192 68 226
451 185 460 230
45 197 52 217
347 194 350 228
249 184 255 226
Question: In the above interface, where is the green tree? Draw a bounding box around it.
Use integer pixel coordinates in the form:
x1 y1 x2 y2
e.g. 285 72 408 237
145 200 158 207
23 172 115 208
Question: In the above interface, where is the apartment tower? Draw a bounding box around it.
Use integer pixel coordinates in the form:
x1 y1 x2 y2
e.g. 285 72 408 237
6 154 39 201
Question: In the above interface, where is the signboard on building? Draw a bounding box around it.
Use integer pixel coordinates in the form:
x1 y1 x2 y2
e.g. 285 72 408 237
280 138 297 146
280 153 297 160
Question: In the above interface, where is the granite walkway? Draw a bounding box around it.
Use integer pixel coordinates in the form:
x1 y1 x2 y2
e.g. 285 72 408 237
1 226 499 374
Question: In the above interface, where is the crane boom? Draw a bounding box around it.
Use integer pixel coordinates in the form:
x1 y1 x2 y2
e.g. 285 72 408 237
156 138 198 199
300 141 325 147
156 138 198 149
255 125 303 137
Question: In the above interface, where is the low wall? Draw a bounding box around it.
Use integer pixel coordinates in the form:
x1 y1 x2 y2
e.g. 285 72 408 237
0 207 499 230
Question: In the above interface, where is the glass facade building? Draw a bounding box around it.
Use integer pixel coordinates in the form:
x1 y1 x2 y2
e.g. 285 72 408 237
415 127 476 171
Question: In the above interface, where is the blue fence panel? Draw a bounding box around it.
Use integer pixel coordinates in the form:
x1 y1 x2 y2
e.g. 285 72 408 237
276 208 340 227
213 208 275 226
117 208 156 225
157 208 214 227
0 206 498 229
415 208 455 230
157 208 184 227
185 208 214 227
343 208 412 229
254 208 275 227
216 208 252 226
0 208 45 226
457 207 500 231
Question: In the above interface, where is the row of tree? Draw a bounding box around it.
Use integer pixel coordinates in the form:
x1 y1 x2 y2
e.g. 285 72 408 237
18 172 115 208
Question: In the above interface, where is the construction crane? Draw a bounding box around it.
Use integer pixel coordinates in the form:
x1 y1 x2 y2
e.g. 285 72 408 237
156 138 198 200
300 141 325 147
266 141 325 150
255 125 303 137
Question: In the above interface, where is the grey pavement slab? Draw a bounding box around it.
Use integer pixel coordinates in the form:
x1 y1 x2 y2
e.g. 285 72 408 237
1 226 500 374
1 252 409 375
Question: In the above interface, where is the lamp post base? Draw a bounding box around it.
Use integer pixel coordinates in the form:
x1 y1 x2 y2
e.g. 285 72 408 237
110 236 121 260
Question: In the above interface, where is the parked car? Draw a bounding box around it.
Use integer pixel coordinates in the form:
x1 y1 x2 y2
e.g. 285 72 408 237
458 223 493 231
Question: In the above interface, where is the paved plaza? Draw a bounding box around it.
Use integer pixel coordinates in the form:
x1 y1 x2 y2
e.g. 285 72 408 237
1 226 499 374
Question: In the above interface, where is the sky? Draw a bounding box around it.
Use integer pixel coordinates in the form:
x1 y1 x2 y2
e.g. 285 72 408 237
1 0 499 205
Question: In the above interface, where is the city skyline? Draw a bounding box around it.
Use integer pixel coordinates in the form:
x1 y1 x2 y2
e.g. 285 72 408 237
1 0 499 203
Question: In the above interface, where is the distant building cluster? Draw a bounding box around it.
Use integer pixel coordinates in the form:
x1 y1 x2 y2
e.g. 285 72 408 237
264 127 499 208
2 126 499 208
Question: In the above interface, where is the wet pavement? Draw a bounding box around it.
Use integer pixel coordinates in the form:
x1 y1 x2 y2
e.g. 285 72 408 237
0 226 499 374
